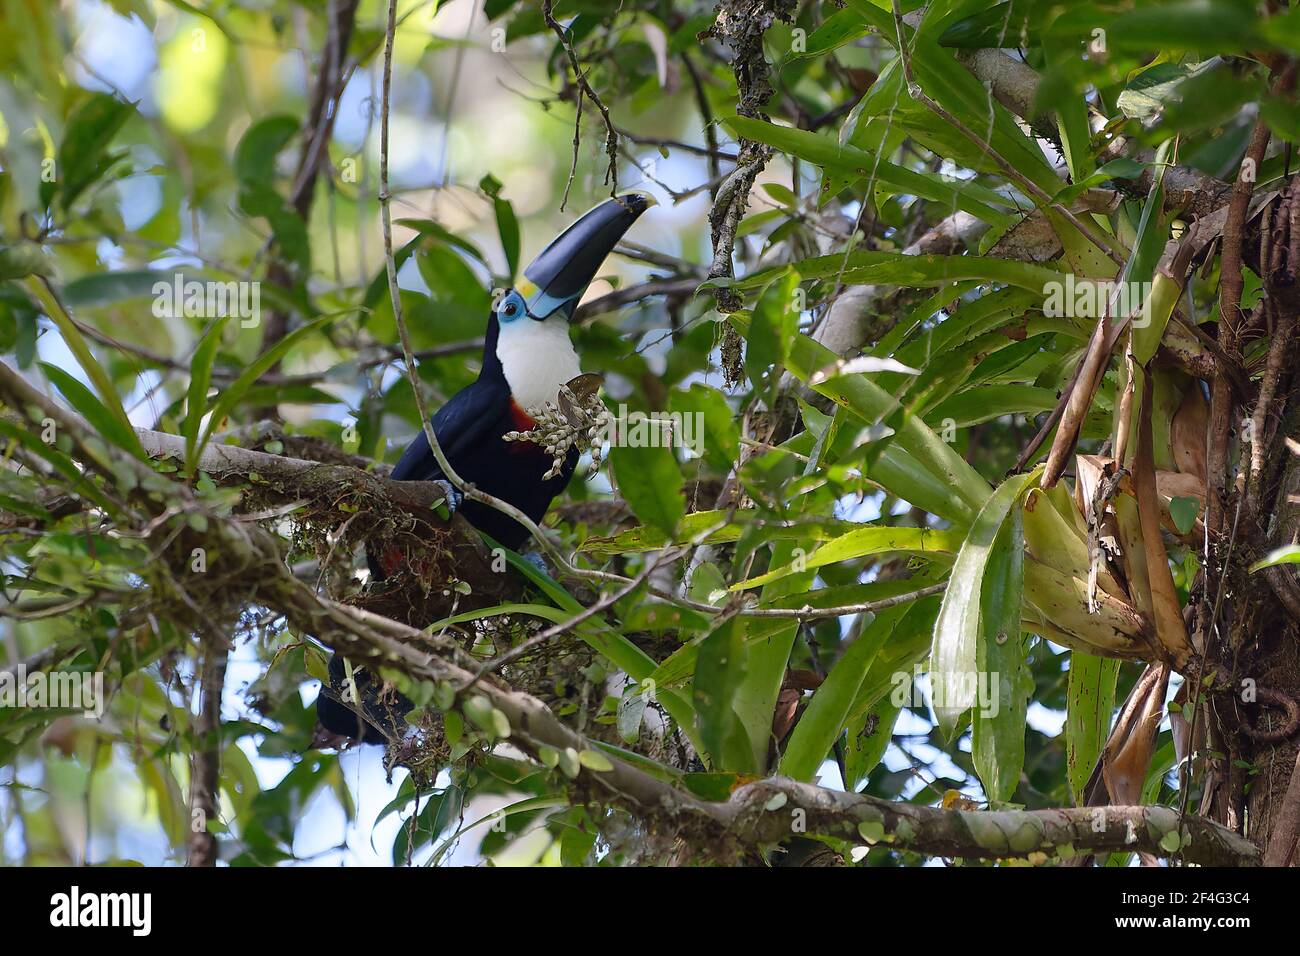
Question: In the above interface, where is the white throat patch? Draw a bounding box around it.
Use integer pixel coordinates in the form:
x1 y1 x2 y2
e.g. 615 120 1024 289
496 316 582 410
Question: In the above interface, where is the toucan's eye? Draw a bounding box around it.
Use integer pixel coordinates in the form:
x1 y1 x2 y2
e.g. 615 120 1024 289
498 290 527 322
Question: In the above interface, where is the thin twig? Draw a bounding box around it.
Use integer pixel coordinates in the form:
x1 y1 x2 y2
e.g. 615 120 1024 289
466 546 688 689
543 0 618 198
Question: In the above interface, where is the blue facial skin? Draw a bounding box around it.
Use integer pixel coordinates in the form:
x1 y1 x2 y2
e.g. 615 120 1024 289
497 287 579 323
496 289 529 323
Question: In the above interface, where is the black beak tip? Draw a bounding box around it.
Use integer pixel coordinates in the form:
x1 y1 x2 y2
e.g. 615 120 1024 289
617 191 655 216
521 191 656 312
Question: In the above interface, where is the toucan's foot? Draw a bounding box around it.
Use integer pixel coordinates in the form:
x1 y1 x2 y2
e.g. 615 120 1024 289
521 550 550 575
435 480 464 516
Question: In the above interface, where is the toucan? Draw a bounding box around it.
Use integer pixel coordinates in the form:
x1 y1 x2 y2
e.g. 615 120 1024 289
315 192 654 745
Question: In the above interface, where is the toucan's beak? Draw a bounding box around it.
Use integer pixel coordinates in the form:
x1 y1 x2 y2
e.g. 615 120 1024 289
519 192 655 320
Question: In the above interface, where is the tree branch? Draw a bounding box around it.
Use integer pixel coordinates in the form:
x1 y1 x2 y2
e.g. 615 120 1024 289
0 357 1256 866
186 641 228 867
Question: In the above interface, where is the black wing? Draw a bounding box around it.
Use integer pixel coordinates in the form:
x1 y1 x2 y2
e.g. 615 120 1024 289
389 376 511 482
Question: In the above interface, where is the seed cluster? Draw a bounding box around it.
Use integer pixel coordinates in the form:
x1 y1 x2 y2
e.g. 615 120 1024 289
502 381 613 480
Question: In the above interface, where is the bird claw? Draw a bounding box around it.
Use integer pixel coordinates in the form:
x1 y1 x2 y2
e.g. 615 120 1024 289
521 550 550 575
434 481 464 515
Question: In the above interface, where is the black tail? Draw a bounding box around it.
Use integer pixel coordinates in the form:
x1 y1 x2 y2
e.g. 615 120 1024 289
315 651 412 746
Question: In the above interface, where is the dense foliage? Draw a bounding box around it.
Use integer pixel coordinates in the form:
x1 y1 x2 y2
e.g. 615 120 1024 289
1 0 1298 867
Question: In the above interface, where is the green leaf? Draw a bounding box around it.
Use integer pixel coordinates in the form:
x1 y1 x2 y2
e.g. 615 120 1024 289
795 7 876 57
669 384 739 474
774 320 991 513
609 442 685 538
930 468 1040 733
1065 652 1120 803
1103 2 1263 55
62 269 172 308
616 688 647 743
1170 495 1200 535
234 115 298 188
51 92 134 210
183 317 229 474
732 250 1063 295
732 525 960 591
578 749 613 772
1250 545 1300 572
971 507 1027 804
0 244 51 281
929 384 1060 428
196 312 342 459
723 116 1011 225
693 617 754 772
746 271 799 391
1117 58 1223 120
39 363 145 460
844 695 902 790
938 1 1037 48
25 277 144 461
779 599 915 781
481 174 521 279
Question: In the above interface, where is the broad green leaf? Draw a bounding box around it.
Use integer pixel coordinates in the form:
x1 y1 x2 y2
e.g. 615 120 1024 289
849 592 944 724
779 599 915 781
183 317 229 474
795 7 876 57
844 695 902 791
724 116 1011 225
1250 545 1300 572
480 174 521 279
776 321 993 511
25 277 144 461
62 269 172 308
668 384 739 474
0 244 51 281
747 271 800 391
39 362 145 461
732 525 960 591
971 507 1028 804
693 617 755 772
1170 495 1200 535
1118 58 1223 119
732 539 812 773
866 444 977 526
938 1 1038 48
1103 2 1263 55
930 468 1041 733
50 92 134 210
234 115 298 188
928 384 1059 427
1065 652 1120 803
609 442 685 538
